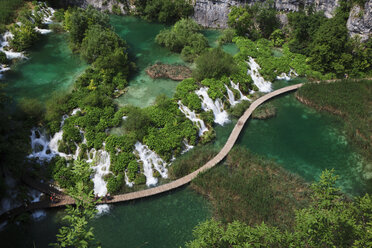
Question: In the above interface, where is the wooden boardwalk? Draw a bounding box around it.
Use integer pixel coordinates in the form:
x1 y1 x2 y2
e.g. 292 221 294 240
0 83 302 221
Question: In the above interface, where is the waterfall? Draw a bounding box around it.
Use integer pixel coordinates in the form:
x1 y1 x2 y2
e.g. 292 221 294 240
247 57 272 93
195 87 230 126
230 81 249 101
225 85 240 106
276 72 291 81
96 204 111 216
134 142 168 187
125 172 134 187
181 140 194 154
178 101 208 136
87 148 112 197
0 31 26 60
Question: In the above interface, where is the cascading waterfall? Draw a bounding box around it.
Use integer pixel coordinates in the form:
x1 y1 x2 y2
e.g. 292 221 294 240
178 101 208 136
247 57 272 93
276 69 298 80
134 142 168 187
0 31 26 60
0 3 55 78
225 85 240 106
230 81 249 101
181 140 194 154
195 87 230 126
87 148 112 197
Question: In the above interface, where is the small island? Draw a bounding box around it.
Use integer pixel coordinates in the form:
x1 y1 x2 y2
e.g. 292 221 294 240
146 63 192 81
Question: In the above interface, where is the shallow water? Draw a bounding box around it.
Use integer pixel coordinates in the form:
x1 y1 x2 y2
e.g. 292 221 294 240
112 16 239 108
2 33 87 102
214 81 370 195
0 188 210 248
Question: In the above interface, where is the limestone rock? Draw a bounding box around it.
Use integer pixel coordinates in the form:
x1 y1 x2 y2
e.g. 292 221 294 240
347 1 372 42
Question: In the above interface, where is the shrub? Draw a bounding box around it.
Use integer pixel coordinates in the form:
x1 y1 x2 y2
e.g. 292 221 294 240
0 51 9 64
136 0 193 24
193 48 238 81
155 18 208 61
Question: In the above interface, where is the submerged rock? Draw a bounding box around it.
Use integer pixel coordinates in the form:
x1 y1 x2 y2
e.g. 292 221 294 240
146 63 192 81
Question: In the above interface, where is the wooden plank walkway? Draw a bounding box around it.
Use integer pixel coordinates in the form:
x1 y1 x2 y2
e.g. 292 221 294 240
0 83 302 221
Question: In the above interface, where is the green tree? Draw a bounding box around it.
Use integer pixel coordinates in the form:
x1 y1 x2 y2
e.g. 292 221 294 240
193 48 238 81
80 25 125 64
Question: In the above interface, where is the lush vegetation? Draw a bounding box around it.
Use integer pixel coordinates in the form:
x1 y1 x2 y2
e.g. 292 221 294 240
191 147 310 229
227 0 371 79
169 145 218 179
155 18 208 62
193 48 238 81
135 0 193 24
228 2 279 40
0 0 25 27
234 37 326 81
297 79 372 168
51 160 100 248
187 169 372 247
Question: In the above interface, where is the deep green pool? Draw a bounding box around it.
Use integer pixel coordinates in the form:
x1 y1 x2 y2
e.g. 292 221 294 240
2 33 87 102
214 80 371 195
0 188 210 248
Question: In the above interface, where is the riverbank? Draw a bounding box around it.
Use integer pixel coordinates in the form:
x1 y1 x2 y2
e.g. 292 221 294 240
296 79 372 178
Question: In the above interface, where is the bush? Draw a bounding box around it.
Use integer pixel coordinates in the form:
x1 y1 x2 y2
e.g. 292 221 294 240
0 51 8 64
155 18 208 61
169 145 218 179
136 0 193 23
218 28 236 45
193 48 238 81
228 100 251 118
80 25 126 63
10 23 40 51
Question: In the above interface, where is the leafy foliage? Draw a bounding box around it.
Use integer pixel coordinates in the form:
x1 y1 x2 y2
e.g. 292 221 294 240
135 0 193 23
228 2 279 40
187 169 372 247
193 48 238 81
155 18 208 62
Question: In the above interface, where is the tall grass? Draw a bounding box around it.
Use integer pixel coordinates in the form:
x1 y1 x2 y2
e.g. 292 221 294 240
191 146 310 230
297 79 372 162
0 0 25 25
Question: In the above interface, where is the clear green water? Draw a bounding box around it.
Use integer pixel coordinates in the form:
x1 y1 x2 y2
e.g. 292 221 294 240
214 81 370 195
112 17 238 108
111 16 185 107
1 15 369 247
0 188 210 248
2 33 87 102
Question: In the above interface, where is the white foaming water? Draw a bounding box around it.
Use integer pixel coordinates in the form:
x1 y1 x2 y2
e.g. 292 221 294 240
276 73 291 81
125 172 134 187
96 204 111 216
195 87 230 126
230 81 249 101
35 27 52 34
31 210 46 221
225 85 240 106
178 101 208 136
87 148 111 197
28 128 55 161
29 189 43 203
134 142 168 186
181 140 194 154
247 57 272 93
0 32 26 60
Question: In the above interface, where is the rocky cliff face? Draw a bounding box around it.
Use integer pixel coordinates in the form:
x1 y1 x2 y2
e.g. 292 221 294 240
62 0 132 14
64 0 370 41
193 0 340 28
347 1 372 42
